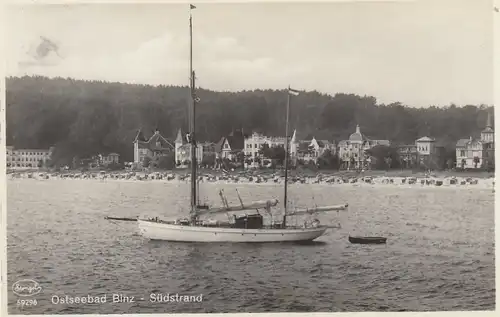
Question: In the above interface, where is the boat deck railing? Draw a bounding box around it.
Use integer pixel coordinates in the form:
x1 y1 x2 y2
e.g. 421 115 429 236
142 217 324 230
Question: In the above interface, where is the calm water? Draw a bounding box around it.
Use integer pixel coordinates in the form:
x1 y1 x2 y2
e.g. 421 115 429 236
7 179 495 313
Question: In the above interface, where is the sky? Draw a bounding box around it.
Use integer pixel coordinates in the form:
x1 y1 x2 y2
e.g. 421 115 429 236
4 0 495 107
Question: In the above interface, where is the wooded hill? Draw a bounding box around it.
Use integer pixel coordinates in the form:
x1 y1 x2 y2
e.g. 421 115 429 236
5 76 493 166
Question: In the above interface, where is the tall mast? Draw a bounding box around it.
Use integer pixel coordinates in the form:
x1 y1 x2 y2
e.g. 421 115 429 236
189 5 197 214
283 86 291 228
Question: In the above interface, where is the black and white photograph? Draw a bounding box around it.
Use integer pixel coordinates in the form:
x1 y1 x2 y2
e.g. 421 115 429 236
4 0 496 314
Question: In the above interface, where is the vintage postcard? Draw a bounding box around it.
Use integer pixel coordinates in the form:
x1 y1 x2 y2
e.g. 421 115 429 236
3 0 496 315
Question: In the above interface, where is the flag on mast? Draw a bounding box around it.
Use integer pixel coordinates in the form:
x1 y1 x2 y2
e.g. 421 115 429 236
190 4 196 9
288 88 300 96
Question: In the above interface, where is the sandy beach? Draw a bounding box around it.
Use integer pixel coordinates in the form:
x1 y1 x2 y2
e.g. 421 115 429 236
7 168 495 189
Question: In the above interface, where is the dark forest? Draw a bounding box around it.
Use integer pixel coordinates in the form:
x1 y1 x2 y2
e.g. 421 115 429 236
6 76 493 165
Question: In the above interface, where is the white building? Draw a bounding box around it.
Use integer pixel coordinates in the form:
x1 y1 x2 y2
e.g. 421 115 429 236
243 130 336 168
133 129 174 165
99 153 120 165
244 132 287 167
415 136 446 169
337 125 390 169
292 132 336 165
455 111 494 169
6 146 54 169
215 130 245 162
174 129 204 167
455 137 484 169
415 136 435 156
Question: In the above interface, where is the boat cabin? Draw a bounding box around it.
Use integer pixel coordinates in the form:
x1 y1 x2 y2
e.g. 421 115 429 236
233 214 263 229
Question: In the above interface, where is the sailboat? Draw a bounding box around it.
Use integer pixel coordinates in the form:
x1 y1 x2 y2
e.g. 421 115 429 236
137 4 348 242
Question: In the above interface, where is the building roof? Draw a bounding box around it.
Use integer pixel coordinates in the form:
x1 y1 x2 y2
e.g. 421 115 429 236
456 138 471 147
226 130 244 151
316 139 334 148
349 125 365 141
134 129 174 151
416 136 435 142
482 110 494 133
214 137 226 153
133 129 148 142
298 141 311 153
175 129 184 144
372 140 390 146
7 147 52 152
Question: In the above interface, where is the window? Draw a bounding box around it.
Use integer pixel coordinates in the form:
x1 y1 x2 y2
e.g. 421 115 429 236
460 150 465 157
224 143 229 149
246 144 252 149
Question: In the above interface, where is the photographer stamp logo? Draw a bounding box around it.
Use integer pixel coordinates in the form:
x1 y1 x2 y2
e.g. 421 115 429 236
12 279 42 297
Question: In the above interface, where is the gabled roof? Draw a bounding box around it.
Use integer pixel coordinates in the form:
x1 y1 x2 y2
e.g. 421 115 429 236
147 132 174 150
134 129 174 151
416 136 435 142
175 129 184 144
133 129 148 142
226 130 244 151
215 137 226 153
298 141 311 152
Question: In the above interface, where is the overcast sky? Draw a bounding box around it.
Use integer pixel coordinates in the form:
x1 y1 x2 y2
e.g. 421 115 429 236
5 0 495 107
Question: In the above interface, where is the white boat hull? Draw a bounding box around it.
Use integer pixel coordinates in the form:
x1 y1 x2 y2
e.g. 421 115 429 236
138 220 327 243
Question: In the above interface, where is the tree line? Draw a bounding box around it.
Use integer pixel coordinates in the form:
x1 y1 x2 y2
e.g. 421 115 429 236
5 76 493 167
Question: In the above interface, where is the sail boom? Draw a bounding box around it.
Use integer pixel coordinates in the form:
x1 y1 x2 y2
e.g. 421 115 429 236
288 204 349 216
197 199 279 215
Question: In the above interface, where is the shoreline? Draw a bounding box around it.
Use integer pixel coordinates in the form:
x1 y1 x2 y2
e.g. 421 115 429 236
7 168 495 178
7 169 495 189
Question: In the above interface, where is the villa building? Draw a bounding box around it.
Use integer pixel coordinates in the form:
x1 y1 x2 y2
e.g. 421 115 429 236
397 144 418 168
337 125 390 170
241 130 336 168
415 136 445 169
215 130 245 162
243 131 287 168
174 128 204 167
455 111 495 169
291 131 336 165
6 146 55 169
133 129 174 166
100 153 120 165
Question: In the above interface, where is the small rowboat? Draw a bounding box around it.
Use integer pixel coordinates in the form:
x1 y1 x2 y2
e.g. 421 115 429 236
348 236 387 244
